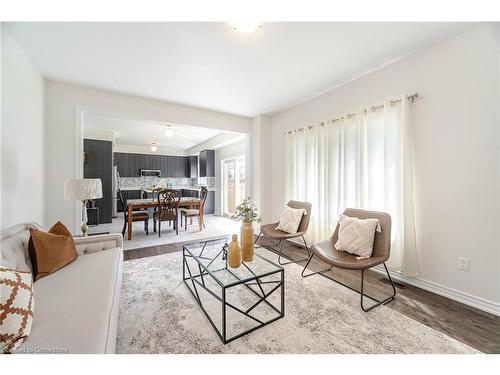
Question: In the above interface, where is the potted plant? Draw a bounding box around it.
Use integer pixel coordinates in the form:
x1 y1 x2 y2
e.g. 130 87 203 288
231 197 261 262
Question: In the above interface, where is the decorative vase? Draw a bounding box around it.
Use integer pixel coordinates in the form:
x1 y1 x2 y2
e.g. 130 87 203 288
227 234 242 268
241 221 254 262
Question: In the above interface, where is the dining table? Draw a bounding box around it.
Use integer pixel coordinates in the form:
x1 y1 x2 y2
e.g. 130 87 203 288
126 197 202 240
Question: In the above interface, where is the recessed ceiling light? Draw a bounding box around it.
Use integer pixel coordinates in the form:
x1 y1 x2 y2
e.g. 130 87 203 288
150 143 158 152
231 21 262 34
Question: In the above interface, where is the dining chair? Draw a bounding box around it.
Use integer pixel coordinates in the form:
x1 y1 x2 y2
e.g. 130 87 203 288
254 200 312 265
153 189 181 236
180 187 208 231
301 208 396 312
118 189 150 236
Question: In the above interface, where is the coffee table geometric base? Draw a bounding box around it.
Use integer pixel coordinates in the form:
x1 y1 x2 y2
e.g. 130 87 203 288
183 239 285 344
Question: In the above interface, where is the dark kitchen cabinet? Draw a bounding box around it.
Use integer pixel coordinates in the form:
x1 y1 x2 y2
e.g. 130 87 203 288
114 153 128 177
84 139 113 223
188 155 198 178
146 154 161 171
204 191 215 214
199 150 215 177
115 153 189 178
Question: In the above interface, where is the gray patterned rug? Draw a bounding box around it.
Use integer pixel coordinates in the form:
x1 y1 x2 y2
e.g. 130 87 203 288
117 248 478 354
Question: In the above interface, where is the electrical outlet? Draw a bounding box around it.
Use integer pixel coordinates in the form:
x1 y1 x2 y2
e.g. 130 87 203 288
458 257 470 271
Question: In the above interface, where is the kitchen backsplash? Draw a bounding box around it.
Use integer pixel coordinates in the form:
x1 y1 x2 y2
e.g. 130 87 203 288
118 177 215 191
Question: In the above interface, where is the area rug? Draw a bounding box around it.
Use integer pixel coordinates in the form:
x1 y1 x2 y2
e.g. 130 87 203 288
116 248 479 354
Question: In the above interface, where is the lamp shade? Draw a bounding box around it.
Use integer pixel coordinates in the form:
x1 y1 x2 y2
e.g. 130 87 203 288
64 178 103 201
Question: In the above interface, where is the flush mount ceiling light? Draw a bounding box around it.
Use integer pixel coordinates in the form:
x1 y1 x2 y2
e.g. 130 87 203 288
231 21 262 34
164 125 174 138
150 143 158 152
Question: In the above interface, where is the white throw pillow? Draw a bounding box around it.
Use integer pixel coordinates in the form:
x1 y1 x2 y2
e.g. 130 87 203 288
0 267 34 353
334 215 381 259
276 206 307 234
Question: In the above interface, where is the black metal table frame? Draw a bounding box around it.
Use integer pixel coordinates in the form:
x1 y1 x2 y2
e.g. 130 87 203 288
182 241 285 344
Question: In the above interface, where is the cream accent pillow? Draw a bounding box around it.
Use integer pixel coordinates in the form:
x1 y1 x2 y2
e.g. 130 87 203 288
0 267 34 353
276 206 307 234
334 215 381 259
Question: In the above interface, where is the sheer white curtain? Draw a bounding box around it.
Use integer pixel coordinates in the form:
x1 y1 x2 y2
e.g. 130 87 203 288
284 97 418 276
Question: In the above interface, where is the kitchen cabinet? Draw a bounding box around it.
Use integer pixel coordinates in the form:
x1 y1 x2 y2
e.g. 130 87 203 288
84 139 113 223
204 191 215 214
199 150 215 177
115 153 189 178
188 155 198 178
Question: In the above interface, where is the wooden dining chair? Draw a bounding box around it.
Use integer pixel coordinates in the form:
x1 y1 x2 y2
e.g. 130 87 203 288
118 189 150 236
180 187 208 231
153 189 181 236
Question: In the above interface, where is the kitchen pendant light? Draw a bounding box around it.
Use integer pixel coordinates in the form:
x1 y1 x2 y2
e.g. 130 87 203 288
164 125 174 138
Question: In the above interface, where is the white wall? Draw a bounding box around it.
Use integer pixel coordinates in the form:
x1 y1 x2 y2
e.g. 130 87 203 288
214 140 248 216
45 80 252 231
270 24 500 308
1 26 45 229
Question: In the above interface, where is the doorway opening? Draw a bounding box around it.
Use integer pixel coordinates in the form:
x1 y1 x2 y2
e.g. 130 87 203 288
222 156 246 218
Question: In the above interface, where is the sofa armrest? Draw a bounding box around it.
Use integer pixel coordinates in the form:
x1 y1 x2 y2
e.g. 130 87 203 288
74 233 123 256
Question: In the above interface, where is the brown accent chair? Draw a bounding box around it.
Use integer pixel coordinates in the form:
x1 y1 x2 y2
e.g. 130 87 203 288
254 200 312 265
118 189 150 236
153 189 181 236
180 187 208 231
302 208 396 312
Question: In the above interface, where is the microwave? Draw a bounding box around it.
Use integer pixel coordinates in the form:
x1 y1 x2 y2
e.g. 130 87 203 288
140 169 161 177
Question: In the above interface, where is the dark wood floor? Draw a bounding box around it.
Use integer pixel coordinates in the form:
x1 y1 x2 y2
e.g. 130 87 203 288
124 236 500 354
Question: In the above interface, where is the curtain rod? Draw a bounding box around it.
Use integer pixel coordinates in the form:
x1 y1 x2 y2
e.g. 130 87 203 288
284 92 419 135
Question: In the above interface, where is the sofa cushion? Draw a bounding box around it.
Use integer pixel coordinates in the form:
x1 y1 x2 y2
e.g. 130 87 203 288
0 268 34 353
28 222 77 281
16 247 123 354
0 223 44 272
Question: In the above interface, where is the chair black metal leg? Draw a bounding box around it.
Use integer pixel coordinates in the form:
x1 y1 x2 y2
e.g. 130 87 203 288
254 232 262 245
360 263 396 312
158 220 161 237
301 253 333 277
277 235 311 265
153 218 156 232
145 219 149 235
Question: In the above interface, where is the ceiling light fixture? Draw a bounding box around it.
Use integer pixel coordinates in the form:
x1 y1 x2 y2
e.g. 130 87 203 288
231 21 262 34
164 125 174 138
150 143 158 152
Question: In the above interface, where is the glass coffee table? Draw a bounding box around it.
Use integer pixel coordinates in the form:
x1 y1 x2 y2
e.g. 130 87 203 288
183 237 284 344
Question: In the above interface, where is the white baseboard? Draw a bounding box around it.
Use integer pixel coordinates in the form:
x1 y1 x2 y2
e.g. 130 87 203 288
372 266 500 317
283 237 500 316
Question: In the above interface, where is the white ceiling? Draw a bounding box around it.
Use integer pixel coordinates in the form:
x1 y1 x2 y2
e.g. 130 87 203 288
84 113 224 150
6 22 473 117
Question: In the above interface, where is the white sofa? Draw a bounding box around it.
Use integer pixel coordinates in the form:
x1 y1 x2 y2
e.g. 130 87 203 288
0 223 123 354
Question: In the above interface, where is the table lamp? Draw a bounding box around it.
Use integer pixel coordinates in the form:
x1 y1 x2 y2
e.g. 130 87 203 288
64 178 103 236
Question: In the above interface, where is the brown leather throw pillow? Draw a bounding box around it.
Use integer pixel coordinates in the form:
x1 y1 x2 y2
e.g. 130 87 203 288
28 221 77 281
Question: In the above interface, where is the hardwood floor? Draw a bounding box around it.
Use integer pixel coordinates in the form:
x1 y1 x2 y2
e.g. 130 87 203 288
124 236 500 354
